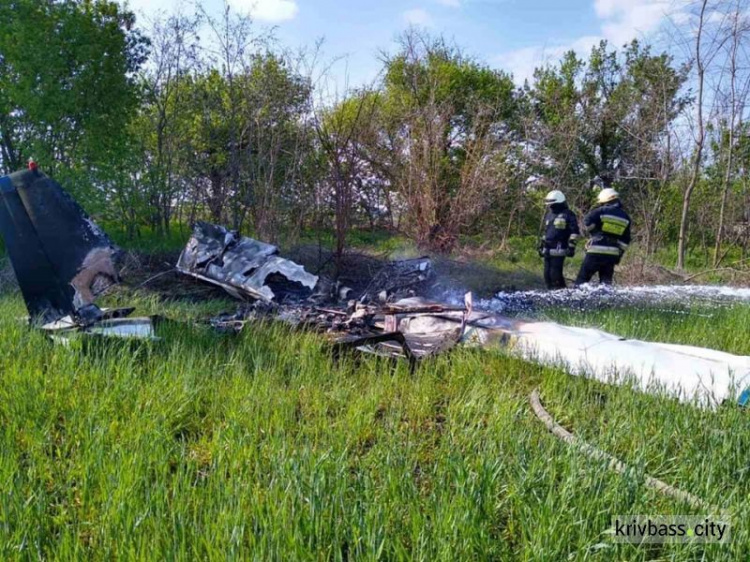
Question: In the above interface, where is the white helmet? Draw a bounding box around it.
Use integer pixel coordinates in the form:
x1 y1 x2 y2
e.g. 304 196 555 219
597 187 619 204
544 190 566 205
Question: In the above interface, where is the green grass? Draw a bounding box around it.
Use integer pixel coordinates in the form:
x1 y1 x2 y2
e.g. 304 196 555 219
544 301 750 356
1 286 749 560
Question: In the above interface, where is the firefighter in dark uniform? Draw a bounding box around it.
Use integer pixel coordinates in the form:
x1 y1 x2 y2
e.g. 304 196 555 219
538 190 580 290
575 187 631 286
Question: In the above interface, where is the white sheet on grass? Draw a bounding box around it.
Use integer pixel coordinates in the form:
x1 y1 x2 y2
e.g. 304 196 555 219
512 322 750 406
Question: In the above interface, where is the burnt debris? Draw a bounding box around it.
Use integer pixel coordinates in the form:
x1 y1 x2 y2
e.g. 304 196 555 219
359 257 433 303
176 222 435 307
177 222 320 303
208 292 512 367
0 167 154 338
175 222 448 362
0 168 119 326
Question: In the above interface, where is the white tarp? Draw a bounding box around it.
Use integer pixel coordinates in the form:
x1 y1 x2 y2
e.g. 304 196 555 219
395 301 750 407
511 322 750 407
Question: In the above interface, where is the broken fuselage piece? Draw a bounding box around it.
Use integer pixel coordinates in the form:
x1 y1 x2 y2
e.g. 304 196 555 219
0 167 155 339
177 222 319 303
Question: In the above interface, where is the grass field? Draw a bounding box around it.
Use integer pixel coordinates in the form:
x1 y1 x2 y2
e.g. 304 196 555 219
1 281 749 560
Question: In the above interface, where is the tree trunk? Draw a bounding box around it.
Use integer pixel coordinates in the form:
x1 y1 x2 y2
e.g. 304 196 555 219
713 4 742 267
677 0 708 271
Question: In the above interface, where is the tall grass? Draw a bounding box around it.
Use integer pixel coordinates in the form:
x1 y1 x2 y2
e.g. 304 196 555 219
0 291 748 560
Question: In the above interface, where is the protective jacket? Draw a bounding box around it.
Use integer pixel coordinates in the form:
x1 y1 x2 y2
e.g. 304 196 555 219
582 201 631 257
543 203 580 257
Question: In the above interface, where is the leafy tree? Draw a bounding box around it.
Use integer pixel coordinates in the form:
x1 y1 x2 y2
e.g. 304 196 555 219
526 41 687 252
0 0 148 206
169 54 313 238
365 31 519 252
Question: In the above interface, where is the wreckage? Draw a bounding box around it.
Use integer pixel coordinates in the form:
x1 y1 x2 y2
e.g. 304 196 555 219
343 298 750 406
177 222 320 302
174 228 750 408
176 221 434 305
240 296 747 407
0 166 155 338
0 167 747 407
173 228 750 407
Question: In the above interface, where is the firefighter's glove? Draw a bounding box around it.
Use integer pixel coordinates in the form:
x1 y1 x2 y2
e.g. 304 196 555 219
566 245 576 258
537 241 547 258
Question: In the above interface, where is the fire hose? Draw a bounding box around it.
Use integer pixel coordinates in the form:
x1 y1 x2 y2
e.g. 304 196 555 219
529 389 729 519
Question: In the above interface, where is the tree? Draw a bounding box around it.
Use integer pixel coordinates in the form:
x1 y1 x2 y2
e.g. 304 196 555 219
526 41 687 255
367 31 519 252
134 11 200 235
615 43 688 255
314 90 379 263
0 0 148 204
712 0 750 265
676 0 731 270
241 53 314 241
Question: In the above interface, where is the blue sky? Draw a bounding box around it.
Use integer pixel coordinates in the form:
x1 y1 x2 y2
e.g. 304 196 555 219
120 0 677 87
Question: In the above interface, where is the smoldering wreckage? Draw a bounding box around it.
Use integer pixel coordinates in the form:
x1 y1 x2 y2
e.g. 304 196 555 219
2 167 750 410
2 166 747 514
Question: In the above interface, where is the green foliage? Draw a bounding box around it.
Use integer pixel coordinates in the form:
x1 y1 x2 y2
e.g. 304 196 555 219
384 36 517 122
1 2 746 267
527 41 687 209
355 31 523 252
0 0 148 207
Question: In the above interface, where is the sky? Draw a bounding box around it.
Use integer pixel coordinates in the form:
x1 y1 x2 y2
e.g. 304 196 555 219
118 0 680 88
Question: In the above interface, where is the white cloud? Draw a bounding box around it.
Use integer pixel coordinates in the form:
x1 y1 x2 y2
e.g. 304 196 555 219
596 0 672 45
437 0 461 7
403 8 434 27
230 0 299 22
496 0 678 84
495 36 600 84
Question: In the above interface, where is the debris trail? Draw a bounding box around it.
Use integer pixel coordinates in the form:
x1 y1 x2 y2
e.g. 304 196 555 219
529 389 728 518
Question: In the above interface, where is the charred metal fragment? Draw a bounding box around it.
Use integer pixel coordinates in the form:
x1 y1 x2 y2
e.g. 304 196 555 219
0 167 156 340
0 168 120 326
49 316 158 344
177 222 319 303
360 257 433 303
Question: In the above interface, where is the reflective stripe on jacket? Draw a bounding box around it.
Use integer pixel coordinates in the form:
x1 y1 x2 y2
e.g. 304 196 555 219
582 201 632 256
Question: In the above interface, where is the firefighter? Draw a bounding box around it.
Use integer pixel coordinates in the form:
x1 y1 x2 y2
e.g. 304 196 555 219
538 190 580 290
575 187 631 286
